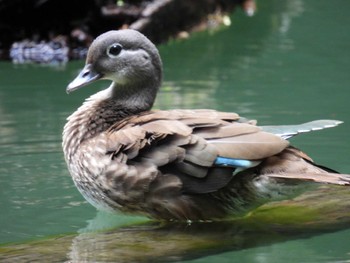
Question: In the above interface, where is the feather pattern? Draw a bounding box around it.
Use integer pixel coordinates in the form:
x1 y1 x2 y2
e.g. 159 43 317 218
261 120 343 139
63 29 350 221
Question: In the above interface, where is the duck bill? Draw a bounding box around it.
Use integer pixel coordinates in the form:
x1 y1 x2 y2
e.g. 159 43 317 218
66 64 102 94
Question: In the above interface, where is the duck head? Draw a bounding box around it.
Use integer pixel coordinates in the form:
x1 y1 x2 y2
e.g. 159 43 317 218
66 29 163 107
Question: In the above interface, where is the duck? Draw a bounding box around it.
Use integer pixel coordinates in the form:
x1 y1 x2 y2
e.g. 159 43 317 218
63 29 350 221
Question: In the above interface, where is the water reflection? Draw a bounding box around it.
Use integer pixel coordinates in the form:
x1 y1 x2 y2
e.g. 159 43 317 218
277 0 304 35
1 185 350 262
9 37 69 65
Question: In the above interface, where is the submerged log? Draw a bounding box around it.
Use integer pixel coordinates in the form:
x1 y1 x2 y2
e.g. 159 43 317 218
1 185 350 262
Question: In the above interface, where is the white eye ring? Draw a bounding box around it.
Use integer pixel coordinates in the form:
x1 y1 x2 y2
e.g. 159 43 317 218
107 43 123 58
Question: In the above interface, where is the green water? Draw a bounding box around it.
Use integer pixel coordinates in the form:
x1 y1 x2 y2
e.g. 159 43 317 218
1 0 350 262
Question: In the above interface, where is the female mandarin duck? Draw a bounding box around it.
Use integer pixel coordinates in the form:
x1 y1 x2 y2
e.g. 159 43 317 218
63 29 350 221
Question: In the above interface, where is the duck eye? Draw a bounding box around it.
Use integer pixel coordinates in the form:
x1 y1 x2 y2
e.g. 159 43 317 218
107 43 123 57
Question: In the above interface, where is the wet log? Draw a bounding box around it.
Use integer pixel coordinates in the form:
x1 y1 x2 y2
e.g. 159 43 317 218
130 0 239 44
1 185 350 262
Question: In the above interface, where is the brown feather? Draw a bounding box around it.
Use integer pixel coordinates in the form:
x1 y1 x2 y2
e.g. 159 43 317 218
210 131 289 160
175 162 209 178
195 123 260 139
142 120 192 136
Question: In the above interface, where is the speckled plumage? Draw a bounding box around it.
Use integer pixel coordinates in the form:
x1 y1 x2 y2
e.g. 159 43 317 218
63 29 350 221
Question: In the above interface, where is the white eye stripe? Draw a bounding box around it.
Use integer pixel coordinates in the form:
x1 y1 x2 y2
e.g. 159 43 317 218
107 43 123 58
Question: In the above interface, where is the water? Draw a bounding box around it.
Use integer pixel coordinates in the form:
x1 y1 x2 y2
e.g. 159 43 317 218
1 0 350 262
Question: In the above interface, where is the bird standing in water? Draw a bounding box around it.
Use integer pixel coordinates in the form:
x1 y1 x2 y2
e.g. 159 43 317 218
63 29 350 221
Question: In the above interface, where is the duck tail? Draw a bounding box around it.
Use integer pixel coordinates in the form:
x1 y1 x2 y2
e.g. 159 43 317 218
261 120 343 140
266 172 350 186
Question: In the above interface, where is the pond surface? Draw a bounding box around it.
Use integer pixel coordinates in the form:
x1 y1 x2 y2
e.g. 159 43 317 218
1 0 350 262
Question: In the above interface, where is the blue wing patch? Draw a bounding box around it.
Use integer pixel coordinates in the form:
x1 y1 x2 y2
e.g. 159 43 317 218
215 156 260 169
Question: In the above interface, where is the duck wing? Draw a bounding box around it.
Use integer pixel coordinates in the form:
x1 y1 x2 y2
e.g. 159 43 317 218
82 110 349 219
104 109 288 195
